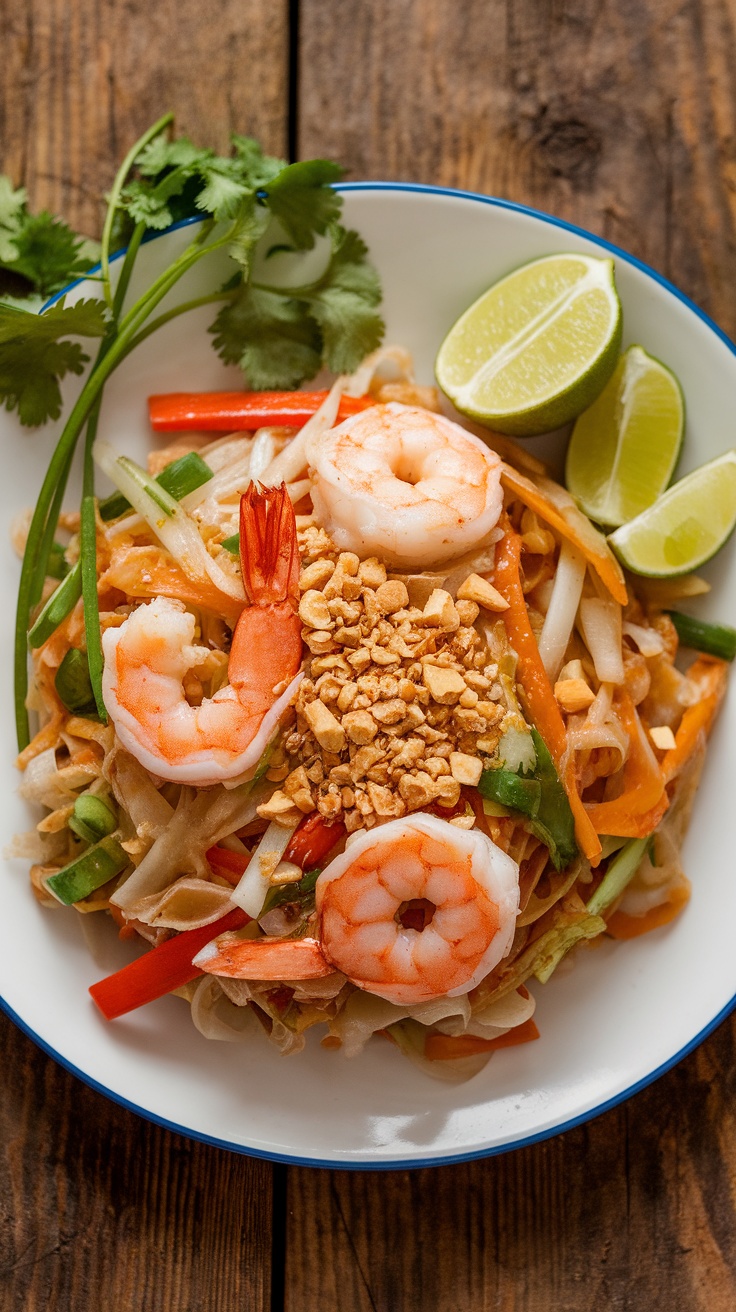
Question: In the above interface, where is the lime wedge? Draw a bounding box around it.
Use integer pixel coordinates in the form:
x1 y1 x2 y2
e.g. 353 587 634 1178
565 345 684 527
435 253 622 436
609 450 736 576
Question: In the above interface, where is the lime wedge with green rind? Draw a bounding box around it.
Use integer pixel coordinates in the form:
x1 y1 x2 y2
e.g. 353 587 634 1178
435 253 622 437
608 450 736 576
565 345 684 528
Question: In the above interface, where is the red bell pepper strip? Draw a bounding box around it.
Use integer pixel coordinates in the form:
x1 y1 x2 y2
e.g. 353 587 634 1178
147 390 374 433
283 813 346 869
205 845 249 885
89 906 249 1020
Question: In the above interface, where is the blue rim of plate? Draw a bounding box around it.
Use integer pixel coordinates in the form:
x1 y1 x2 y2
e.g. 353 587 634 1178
3 180 736 1171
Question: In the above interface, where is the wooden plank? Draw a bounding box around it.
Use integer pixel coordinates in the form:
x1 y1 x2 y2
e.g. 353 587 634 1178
0 1012 273 1312
0 2 287 1308
0 0 289 236
298 0 736 335
286 1016 736 1312
291 3 736 1308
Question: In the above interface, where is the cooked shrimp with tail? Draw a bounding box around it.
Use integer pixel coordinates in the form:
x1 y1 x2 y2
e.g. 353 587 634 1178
195 814 520 1005
307 402 503 568
101 484 303 787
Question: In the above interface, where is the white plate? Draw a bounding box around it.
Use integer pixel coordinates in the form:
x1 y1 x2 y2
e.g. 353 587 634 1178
1 184 734 1169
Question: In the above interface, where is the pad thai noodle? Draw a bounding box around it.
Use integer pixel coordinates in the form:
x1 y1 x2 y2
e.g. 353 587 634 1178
15 348 729 1081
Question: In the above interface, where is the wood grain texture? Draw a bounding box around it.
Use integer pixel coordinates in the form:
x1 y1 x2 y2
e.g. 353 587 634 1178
0 0 289 236
0 1011 273 1312
285 1015 736 1312
0 3 287 1309
292 2 736 1308
298 0 736 335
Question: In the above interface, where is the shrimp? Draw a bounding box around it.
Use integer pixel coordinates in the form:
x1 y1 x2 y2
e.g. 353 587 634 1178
307 402 503 568
101 483 303 787
195 814 520 1005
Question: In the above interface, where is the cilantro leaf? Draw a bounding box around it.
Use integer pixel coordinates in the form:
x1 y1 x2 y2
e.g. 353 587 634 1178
210 285 323 389
0 175 99 302
303 227 384 372
260 160 345 250
4 213 99 297
0 297 108 425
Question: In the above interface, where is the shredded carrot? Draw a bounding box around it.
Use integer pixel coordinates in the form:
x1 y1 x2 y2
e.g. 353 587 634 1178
662 656 729 784
493 526 602 865
500 463 627 605
606 882 691 939
425 1018 540 1061
585 692 668 839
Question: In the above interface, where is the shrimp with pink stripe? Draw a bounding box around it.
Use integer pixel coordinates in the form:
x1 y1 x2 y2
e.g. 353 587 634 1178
101 484 303 787
194 814 520 1004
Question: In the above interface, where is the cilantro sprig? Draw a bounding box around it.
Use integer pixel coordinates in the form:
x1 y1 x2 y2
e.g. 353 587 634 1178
9 114 384 751
0 177 99 307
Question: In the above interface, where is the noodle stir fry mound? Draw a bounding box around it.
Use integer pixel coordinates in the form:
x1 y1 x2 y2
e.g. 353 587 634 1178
17 350 729 1081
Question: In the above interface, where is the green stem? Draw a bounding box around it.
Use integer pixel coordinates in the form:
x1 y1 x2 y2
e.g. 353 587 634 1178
100 111 174 310
80 398 107 719
15 222 232 748
123 288 235 353
28 443 75 611
586 838 649 917
111 221 146 320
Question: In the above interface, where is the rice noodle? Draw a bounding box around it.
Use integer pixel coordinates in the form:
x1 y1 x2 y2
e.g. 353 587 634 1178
623 620 665 658
537 540 586 681
579 597 624 684
129 876 233 930
110 777 270 910
343 344 415 398
263 378 345 486
231 819 300 918
94 439 244 602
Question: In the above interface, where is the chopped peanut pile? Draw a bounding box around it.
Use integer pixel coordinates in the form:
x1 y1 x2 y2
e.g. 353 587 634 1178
271 519 512 832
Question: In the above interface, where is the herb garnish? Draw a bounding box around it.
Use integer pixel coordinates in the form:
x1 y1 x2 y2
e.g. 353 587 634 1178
7 113 384 750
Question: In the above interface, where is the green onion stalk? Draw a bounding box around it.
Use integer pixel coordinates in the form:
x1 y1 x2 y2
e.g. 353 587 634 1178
14 117 240 750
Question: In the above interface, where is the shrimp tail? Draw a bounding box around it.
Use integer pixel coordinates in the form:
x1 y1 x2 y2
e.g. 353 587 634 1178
193 934 334 980
240 482 300 606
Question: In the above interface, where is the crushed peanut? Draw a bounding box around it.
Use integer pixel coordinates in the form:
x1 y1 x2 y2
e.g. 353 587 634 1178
554 677 596 714
649 724 677 751
284 519 512 832
457 573 509 612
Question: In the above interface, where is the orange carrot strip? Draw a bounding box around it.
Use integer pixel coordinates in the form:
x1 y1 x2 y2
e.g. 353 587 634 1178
494 528 602 865
606 882 690 939
500 463 628 605
585 692 668 839
662 656 729 784
425 1018 540 1061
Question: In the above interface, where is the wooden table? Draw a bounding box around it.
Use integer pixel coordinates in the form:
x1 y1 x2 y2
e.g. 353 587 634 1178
2 3 736 1307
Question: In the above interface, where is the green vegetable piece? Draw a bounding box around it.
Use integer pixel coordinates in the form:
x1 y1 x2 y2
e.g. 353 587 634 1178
222 532 240 555
264 866 322 913
45 835 129 906
586 837 649 917
99 450 213 521
528 730 578 872
665 610 736 662
478 768 541 816
54 647 97 716
69 795 117 845
47 541 69 580
478 729 577 872
28 561 82 648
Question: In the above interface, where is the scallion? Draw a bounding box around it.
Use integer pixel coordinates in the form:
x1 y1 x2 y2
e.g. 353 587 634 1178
98 451 213 521
54 648 98 716
69 795 117 845
28 563 82 649
666 610 736 662
45 835 129 905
